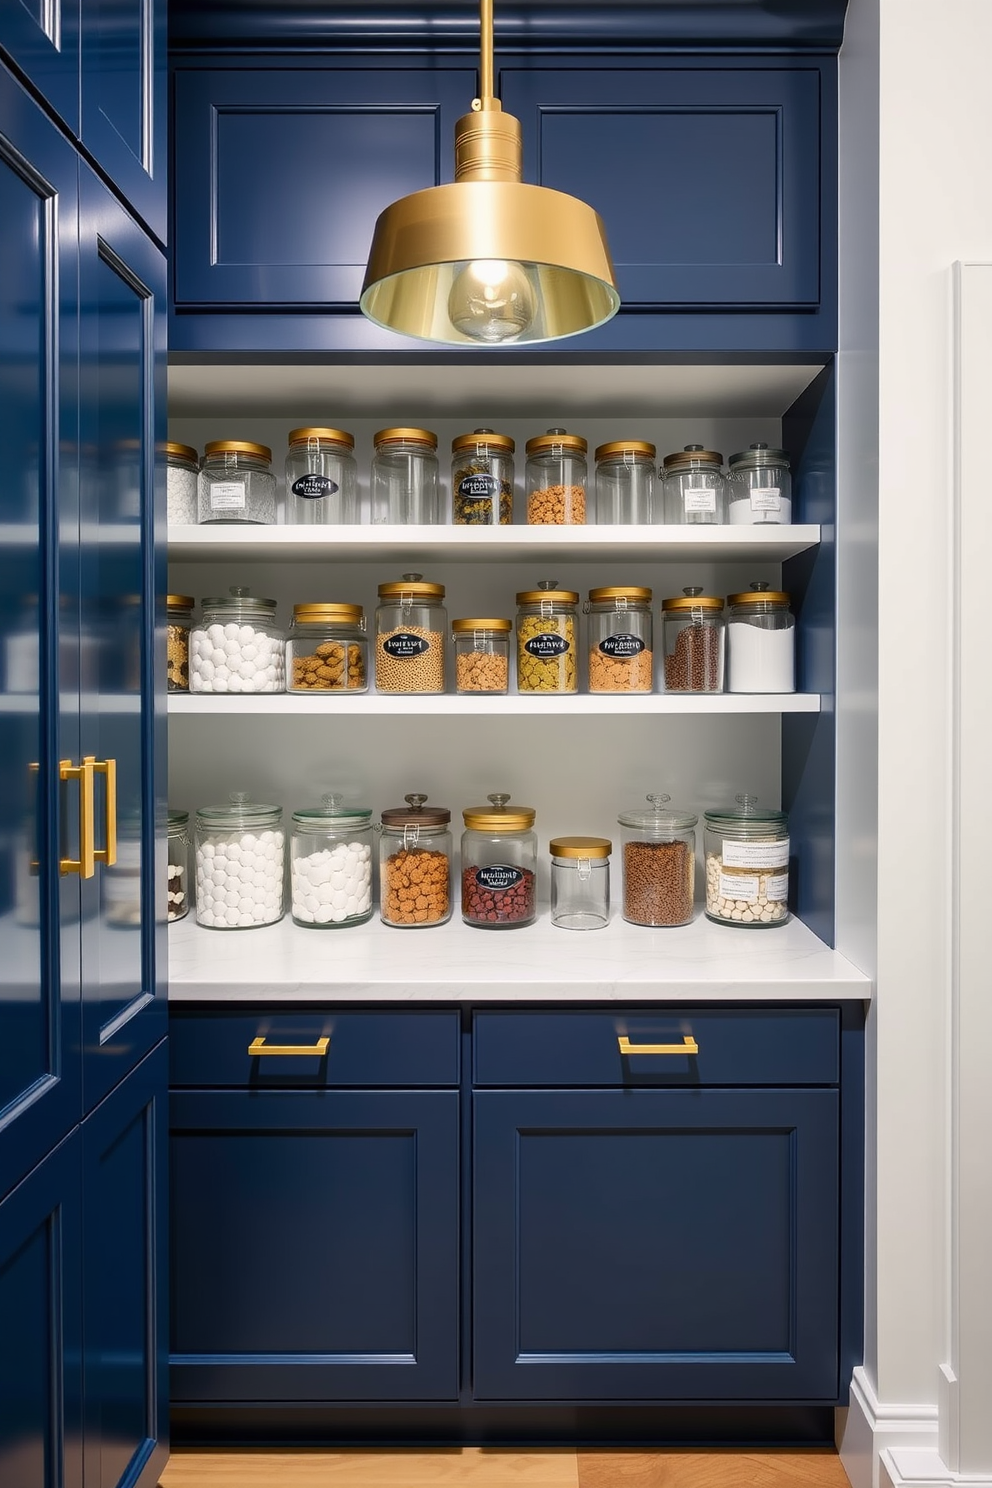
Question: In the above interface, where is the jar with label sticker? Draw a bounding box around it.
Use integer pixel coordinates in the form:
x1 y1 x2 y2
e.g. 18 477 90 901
661 587 725 693
451 428 514 524
550 836 611 930
168 808 191 922
618 794 697 927
704 795 790 927
585 586 653 693
375 574 447 693
164 442 199 525
594 441 657 524
661 445 726 525
290 794 373 928
515 580 578 693
285 428 358 524
197 440 277 524
461 794 537 928
195 794 285 929
451 618 511 694
287 602 368 693
371 428 441 524
379 794 452 928
727 443 792 525
189 587 285 694
525 428 587 524
726 582 795 693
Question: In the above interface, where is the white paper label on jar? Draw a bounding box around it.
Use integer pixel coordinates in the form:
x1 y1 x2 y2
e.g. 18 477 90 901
719 871 759 902
750 487 781 512
721 837 790 869
683 489 717 513
765 872 790 901
209 481 247 512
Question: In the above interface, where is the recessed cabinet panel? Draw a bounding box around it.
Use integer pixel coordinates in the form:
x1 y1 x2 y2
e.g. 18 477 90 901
0 0 80 135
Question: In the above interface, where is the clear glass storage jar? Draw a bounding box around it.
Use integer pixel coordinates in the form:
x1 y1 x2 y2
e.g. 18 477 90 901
189 587 285 694
285 427 358 524
103 812 141 929
167 594 194 692
594 440 656 524
461 794 537 928
726 582 795 693
380 794 452 928
290 794 373 928
704 795 790 927
197 440 277 524
168 808 191 922
287 602 368 693
525 428 587 524
452 618 511 694
516 580 578 694
375 574 447 693
585 585 653 693
371 428 441 524
618 793 697 927
195 794 285 929
727 443 793 525
661 587 725 693
451 428 514 524
550 836 611 930
165 442 199 525
661 445 726 525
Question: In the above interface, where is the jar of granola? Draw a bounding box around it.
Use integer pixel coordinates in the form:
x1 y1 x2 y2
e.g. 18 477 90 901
525 428 587 524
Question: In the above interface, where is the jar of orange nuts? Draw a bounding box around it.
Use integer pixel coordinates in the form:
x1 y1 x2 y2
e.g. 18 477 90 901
287 602 368 693
451 618 511 694
585 586 653 693
525 428 587 524
379 794 452 928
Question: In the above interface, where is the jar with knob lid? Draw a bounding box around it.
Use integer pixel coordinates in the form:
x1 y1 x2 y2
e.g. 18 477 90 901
375 574 447 693
287 602 368 693
194 794 285 929
451 618 511 694
461 794 537 928
371 428 441 524
726 582 795 693
167 808 191 922
661 444 726 525
525 428 587 524
515 580 578 693
550 837 612 930
290 794 373 928
451 428 514 524
661 587 725 693
285 427 358 524
585 586 653 693
594 440 656 524
379 794 452 928
197 440 277 524
189 586 285 694
617 793 697 927
703 795 790 927
727 443 792 525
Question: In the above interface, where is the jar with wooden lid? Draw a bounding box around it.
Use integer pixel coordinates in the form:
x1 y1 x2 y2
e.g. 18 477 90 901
461 794 537 928
451 428 514 524
661 587 725 693
704 794 790 927
594 440 656 524
525 428 587 524
550 836 611 930
166 594 194 692
585 586 653 693
375 574 446 693
287 603 368 693
371 428 441 524
452 618 511 694
726 582 795 693
380 794 452 928
661 444 726 525
164 442 198 525
515 580 578 693
285 427 358 524
197 440 277 524
618 793 697 927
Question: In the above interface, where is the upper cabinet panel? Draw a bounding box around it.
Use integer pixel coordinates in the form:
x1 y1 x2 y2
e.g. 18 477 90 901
0 0 80 133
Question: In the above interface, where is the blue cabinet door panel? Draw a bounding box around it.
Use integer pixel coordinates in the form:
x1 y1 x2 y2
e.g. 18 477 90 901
0 0 80 135
473 1088 839 1402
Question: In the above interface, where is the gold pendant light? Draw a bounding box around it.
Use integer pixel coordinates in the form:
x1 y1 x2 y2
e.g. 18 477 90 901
359 0 621 346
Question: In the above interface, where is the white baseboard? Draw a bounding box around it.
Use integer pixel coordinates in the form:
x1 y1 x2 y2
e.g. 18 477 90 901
838 1368 940 1488
880 1447 992 1488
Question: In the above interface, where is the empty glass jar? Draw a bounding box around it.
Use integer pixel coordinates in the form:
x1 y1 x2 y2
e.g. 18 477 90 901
585 585 653 693
287 602 368 693
375 574 447 693
285 427 358 524
451 428 514 524
379 794 452 928
197 440 277 524
195 794 285 929
704 795 790 927
525 428 587 524
371 428 441 523
727 443 793 525
461 794 537 928
550 836 611 930
290 795 373 928
618 794 697 927
594 441 656 524
661 587 725 693
661 445 726 525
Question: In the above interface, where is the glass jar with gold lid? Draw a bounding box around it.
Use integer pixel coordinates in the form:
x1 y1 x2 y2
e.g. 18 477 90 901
164 441 199 524
375 573 447 693
585 585 653 693
726 582 795 693
661 586 725 692
287 602 368 693
550 836 612 930
451 428 514 524
594 440 657 524
525 428 587 524
515 580 578 694
197 440 277 524
661 444 726 525
285 427 358 524
371 427 441 524
461 794 538 928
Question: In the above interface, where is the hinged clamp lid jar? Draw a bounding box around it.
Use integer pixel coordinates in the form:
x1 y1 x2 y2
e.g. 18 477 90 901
461 794 537 928
515 580 578 694
549 836 611 930
285 427 358 524
525 428 587 524
380 794 452 928
451 428 514 525
375 574 446 693
287 602 368 693
585 585 653 693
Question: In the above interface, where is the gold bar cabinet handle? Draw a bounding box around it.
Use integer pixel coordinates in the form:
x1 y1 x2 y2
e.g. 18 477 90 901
247 1037 330 1057
617 1035 699 1056
59 757 96 878
91 757 117 866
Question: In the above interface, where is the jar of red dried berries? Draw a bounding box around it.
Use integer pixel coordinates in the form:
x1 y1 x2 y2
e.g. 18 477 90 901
461 794 537 928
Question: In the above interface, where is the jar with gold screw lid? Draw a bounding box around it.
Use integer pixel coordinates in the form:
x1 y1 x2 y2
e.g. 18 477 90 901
197 440 277 524
380 794 453 928
594 440 657 524
285 428 358 524
166 595 194 692
726 582 795 693
371 428 441 524
164 442 199 524
704 794 790 927
661 587 725 693
287 602 368 693
525 428 587 524
461 794 538 928
661 444 726 525
585 586 653 693
451 428 514 524
550 836 612 930
452 618 511 694
515 580 578 693
375 574 447 693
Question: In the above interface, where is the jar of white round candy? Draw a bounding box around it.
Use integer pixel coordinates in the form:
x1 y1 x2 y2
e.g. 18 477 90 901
189 587 285 694
194 794 285 929
290 794 373 928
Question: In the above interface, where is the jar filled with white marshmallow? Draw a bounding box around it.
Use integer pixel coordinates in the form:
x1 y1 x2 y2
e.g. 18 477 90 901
189 587 285 694
195 794 285 929
290 794 373 928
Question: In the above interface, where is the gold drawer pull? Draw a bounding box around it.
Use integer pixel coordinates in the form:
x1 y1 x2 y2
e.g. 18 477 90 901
618 1035 699 1056
60 757 95 878
91 757 117 866
247 1036 330 1057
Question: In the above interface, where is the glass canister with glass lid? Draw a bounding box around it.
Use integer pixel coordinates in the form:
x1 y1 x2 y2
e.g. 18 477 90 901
290 794 373 928
167 808 191 922
461 794 538 928
549 836 612 930
194 794 285 929
287 602 368 693
371 428 441 524
379 794 452 928
197 440 277 524
704 795 790 927
727 443 793 525
516 580 578 694
375 574 447 693
525 428 587 524
451 428 514 524
661 587 725 693
726 582 795 693
661 445 726 525
618 793 697 927
189 587 285 694
167 594 194 692
585 585 653 693
594 441 657 524
285 427 358 524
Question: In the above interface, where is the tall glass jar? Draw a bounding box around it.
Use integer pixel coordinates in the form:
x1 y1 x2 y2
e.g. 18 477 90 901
550 836 611 930
594 441 656 524
726 582 795 693
166 594 194 692
661 445 726 525
379 794 452 928
525 428 587 524
461 794 537 928
165 442 199 525
727 443 793 525
195 794 285 929
661 587 725 693
290 794 373 928
189 587 285 694
704 795 790 927
516 580 578 694
197 440 277 524
585 585 653 693
285 427 358 524
375 574 447 693
452 618 511 694
451 428 514 524
287 602 368 693
371 428 441 524
618 793 697 927
168 808 191 922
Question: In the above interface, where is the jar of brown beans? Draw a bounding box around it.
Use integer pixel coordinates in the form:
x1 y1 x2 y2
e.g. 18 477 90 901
618 793 698 927
525 428 587 524
661 587 725 693
375 574 447 693
167 594 194 692
585 586 653 693
379 794 452 928
461 794 537 928
452 618 511 694
287 602 368 693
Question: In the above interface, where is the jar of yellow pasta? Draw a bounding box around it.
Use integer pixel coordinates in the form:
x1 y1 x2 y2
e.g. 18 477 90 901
515 580 578 694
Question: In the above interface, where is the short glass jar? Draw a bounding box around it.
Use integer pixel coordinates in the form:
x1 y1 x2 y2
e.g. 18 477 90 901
287 602 368 693
166 594 194 692
461 794 537 928
704 795 790 927
380 794 452 928
661 445 726 525
375 574 447 693
168 808 191 922
452 618 511 694
516 580 578 694
618 794 697 927
290 794 373 928
661 587 725 693
197 440 277 524
371 428 441 524
451 428 514 524
550 836 611 930
285 427 358 524
525 428 587 524
726 582 795 694
594 440 656 524
164 442 199 525
585 585 653 693
189 587 285 694
727 443 793 525
195 794 285 929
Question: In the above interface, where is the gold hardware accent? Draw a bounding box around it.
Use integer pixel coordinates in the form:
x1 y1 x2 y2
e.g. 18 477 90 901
60 758 95 878
91 757 117 866
617 1035 699 1056
247 1036 330 1058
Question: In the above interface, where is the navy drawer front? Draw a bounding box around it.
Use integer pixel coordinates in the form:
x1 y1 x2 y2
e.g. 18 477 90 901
170 1010 460 1088
473 1008 839 1087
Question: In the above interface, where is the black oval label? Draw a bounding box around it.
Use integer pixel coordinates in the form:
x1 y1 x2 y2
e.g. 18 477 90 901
599 633 645 658
475 865 523 891
458 473 499 500
382 633 430 659
524 633 569 659
292 474 340 500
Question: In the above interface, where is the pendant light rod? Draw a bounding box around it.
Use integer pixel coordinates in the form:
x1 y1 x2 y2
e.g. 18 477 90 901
478 0 495 107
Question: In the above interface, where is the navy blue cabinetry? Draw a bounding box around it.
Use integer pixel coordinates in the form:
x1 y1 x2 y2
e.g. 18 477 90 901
0 0 80 136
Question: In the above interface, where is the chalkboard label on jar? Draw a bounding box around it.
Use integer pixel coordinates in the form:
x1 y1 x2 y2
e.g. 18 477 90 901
458 473 499 500
292 474 339 500
524 633 570 659
475 864 524 892
599 633 645 658
383 632 431 659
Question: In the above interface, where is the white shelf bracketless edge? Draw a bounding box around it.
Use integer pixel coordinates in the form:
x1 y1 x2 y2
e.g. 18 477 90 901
169 691 820 716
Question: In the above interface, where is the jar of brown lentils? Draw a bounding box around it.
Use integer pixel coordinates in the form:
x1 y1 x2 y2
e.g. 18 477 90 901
618 793 697 927
660 587 725 693
167 595 194 692
287 603 368 693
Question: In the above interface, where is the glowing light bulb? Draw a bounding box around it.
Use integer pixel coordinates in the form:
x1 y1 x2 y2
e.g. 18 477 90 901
447 259 537 344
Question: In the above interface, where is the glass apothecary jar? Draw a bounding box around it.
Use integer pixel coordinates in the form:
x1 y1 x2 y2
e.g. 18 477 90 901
585 586 653 693
168 808 191 922
661 587 725 693
166 594 194 692
164 442 199 525
197 440 277 525
287 602 368 693
452 618 511 694
285 427 358 524
727 443 793 526
375 574 446 693
704 795 790 927
189 587 285 694
290 794 373 928
462 794 537 928
726 582 795 694
371 428 441 524
380 794 452 928
516 580 578 694
661 445 726 525
451 428 514 524
525 428 587 524
618 794 697 927
594 441 656 524
550 836 611 930
195 794 285 929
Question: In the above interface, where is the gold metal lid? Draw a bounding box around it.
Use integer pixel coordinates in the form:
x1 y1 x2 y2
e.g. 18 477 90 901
727 588 791 607
516 579 578 605
662 444 722 471
203 440 272 461
549 836 612 859
594 440 656 461
451 617 513 633
661 586 724 612
377 572 445 600
452 428 515 455
463 792 536 831
525 428 588 456
288 427 355 450
587 585 652 603
163 442 198 462
166 594 195 609
292 602 364 624
374 427 438 449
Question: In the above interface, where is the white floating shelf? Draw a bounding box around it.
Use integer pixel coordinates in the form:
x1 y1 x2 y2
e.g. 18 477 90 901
169 691 820 717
